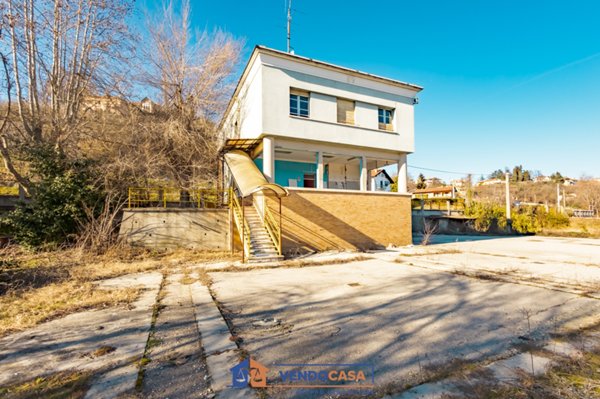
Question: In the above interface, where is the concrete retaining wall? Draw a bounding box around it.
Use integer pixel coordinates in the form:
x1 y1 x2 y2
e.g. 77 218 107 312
120 209 230 250
266 188 412 255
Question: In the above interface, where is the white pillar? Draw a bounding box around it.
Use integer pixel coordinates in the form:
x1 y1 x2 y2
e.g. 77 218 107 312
397 154 408 193
316 151 324 189
360 156 367 191
263 136 275 183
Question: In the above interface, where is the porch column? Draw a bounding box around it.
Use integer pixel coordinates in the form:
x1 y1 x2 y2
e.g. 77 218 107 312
360 156 367 191
316 151 324 189
263 136 275 183
397 154 408 194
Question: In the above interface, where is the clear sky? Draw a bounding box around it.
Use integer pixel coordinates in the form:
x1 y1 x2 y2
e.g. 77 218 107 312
143 0 600 181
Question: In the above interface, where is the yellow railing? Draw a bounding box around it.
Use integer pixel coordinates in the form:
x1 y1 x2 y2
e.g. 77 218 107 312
128 187 223 208
230 193 251 261
263 205 282 256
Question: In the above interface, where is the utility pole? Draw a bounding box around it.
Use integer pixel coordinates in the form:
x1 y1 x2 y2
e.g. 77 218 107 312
556 183 561 212
505 172 511 222
286 0 293 53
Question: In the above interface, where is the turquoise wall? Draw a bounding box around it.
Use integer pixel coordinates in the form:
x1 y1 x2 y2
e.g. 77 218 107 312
254 158 325 188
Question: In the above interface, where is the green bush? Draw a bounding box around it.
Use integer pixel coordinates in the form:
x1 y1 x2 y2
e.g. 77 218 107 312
544 208 570 228
465 202 507 232
511 207 542 234
2 146 103 248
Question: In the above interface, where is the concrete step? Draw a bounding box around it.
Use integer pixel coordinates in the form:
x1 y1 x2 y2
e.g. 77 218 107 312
248 255 284 263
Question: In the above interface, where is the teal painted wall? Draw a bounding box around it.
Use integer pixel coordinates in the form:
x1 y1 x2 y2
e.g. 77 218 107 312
254 158 325 187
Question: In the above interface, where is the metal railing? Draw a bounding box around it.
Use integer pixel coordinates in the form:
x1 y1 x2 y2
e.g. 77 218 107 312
230 193 251 261
412 197 466 211
127 187 224 208
263 204 282 256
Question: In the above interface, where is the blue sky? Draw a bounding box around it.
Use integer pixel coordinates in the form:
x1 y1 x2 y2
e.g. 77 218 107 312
141 0 600 181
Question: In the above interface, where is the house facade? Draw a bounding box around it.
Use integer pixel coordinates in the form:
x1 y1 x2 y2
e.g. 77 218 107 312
220 46 422 260
371 168 394 192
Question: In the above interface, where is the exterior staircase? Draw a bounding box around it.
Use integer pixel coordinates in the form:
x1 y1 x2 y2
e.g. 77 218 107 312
243 205 284 263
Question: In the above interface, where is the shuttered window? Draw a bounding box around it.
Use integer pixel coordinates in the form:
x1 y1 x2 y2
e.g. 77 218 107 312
337 98 355 125
378 108 393 131
290 88 309 117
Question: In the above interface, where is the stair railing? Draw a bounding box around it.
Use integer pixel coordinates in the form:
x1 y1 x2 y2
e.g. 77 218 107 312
263 204 282 256
230 191 251 262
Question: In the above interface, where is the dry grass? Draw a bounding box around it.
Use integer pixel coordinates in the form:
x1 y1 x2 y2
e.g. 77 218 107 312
204 254 373 273
0 370 92 399
0 281 139 336
0 245 236 337
396 248 462 259
541 218 600 239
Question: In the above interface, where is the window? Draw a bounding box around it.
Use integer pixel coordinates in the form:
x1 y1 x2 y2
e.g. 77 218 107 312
378 108 393 131
290 89 309 117
337 98 355 124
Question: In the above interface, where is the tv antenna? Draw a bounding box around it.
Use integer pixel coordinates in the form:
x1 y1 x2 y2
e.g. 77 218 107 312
286 0 293 53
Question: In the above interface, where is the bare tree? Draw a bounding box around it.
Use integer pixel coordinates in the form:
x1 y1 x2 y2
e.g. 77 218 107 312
577 180 600 213
138 0 243 188
0 0 134 195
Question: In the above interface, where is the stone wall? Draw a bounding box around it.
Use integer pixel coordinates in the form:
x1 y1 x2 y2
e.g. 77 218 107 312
120 209 230 251
266 188 412 255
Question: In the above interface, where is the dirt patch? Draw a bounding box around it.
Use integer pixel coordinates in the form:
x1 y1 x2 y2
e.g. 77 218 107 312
0 246 234 336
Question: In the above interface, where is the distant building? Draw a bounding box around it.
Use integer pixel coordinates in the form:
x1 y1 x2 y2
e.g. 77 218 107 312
82 95 159 114
81 95 127 113
370 168 394 192
424 177 444 187
563 178 577 186
139 97 159 113
413 185 457 199
476 178 503 186
534 175 551 183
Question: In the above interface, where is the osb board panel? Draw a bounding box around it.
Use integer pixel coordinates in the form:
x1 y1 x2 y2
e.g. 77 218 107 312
267 190 411 254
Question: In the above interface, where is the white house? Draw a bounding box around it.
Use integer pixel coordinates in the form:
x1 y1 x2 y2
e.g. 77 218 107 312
371 168 394 192
220 46 422 261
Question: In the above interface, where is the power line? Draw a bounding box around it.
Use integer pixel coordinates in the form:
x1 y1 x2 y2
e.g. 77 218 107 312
408 165 487 176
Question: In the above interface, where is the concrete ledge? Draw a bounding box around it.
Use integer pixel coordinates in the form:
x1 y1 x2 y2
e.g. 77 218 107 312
287 186 412 197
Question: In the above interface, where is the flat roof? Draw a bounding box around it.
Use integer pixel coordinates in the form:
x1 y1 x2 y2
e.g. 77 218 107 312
256 46 423 92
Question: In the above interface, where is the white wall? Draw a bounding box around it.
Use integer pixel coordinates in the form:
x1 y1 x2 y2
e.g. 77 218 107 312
327 162 360 190
259 53 416 153
222 49 419 155
222 59 263 139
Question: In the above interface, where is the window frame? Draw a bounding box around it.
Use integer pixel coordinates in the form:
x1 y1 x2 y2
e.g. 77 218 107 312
289 89 310 118
378 107 394 131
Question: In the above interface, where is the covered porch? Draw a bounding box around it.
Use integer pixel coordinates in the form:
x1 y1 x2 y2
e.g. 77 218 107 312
256 136 409 193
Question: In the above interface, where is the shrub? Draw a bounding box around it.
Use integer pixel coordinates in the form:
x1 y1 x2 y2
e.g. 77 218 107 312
3 146 103 248
511 208 542 234
465 202 507 232
544 208 570 228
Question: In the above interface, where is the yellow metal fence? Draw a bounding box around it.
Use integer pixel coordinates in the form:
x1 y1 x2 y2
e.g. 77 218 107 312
127 187 225 208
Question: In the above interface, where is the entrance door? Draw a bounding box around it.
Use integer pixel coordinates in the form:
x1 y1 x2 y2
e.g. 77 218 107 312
303 173 316 188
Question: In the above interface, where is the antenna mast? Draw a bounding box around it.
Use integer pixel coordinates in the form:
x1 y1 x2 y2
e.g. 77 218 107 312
286 0 292 53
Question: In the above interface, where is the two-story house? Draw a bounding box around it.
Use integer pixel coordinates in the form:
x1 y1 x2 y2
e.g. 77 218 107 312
220 46 422 261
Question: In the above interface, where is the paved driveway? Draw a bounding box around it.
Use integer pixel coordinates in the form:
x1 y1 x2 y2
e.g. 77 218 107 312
209 236 600 397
